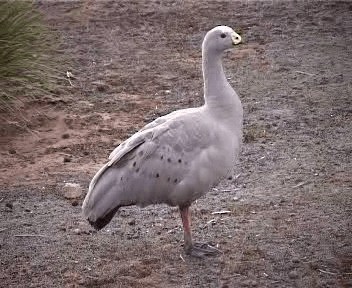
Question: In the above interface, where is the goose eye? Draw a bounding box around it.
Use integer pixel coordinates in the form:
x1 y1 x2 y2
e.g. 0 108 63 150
220 33 227 38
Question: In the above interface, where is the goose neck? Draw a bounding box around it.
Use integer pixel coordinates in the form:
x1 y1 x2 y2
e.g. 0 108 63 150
202 49 227 98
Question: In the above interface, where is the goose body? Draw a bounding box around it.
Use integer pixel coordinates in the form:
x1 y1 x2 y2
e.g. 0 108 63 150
82 26 243 257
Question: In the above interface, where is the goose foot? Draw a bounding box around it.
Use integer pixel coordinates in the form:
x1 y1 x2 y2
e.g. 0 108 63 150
185 242 222 258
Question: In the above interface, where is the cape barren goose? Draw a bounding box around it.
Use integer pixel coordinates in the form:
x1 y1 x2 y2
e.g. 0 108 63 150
83 26 243 257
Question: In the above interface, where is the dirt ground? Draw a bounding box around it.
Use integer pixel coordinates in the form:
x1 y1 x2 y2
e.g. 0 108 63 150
0 0 351 287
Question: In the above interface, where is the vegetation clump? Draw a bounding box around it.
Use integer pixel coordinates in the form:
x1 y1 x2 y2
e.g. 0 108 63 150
0 1 65 111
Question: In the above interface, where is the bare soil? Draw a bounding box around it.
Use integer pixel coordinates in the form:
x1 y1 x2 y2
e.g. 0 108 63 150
0 1 351 287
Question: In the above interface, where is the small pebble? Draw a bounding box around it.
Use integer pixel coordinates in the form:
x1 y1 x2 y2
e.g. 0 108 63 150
5 203 13 209
243 279 257 287
288 270 299 279
73 228 81 235
309 262 319 269
71 200 79 207
132 233 140 239
200 208 209 214
128 219 136 226
62 133 70 139
8 149 16 154
64 183 82 199
92 80 109 92
63 156 72 163
292 257 300 263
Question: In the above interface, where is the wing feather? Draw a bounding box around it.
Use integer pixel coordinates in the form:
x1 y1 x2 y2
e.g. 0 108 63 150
88 116 171 194
84 106 225 214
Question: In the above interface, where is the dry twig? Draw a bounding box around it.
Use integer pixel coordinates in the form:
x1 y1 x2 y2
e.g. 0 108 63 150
292 181 309 188
14 234 50 238
318 269 337 275
295 70 315 76
211 210 231 215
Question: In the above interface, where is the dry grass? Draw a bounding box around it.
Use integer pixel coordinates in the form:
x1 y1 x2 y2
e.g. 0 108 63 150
0 1 67 113
244 124 268 143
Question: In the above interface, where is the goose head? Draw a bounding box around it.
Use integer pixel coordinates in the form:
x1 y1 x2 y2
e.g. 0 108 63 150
202 25 242 54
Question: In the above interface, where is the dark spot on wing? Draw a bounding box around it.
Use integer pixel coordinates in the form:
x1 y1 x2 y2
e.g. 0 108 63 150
167 158 171 163
178 159 182 163
133 161 136 167
156 173 159 178
174 178 178 183
161 155 164 160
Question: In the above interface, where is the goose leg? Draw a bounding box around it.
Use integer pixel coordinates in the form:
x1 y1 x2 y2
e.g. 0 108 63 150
179 205 221 258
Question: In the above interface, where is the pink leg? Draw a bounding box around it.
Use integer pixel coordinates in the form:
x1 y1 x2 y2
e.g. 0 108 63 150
180 205 193 252
179 205 222 257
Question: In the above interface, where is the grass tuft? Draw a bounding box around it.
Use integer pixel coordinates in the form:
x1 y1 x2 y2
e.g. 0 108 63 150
0 0 67 112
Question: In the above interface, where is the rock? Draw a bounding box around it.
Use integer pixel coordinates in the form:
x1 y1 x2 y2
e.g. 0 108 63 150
292 257 300 263
59 226 66 232
63 183 83 199
5 203 13 209
73 228 81 235
288 270 299 279
63 156 72 163
8 149 16 154
92 80 109 92
128 218 136 226
62 133 70 139
243 279 258 287
71 200 79 206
